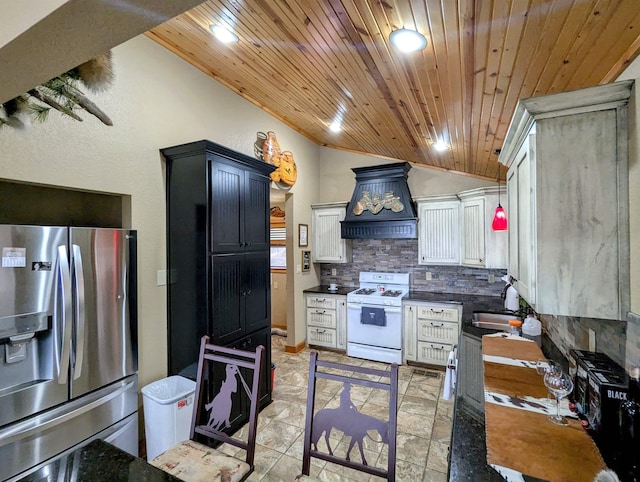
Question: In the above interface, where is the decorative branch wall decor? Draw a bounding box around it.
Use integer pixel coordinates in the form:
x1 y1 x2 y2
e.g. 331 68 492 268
0 51 115 129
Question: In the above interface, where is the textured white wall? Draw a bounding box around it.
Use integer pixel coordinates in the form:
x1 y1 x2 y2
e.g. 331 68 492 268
0 35 320 392
0 32 503 399
317 147 495 204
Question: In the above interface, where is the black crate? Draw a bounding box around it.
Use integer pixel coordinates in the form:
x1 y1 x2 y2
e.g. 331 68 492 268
570 350 622 414
586 370 629 440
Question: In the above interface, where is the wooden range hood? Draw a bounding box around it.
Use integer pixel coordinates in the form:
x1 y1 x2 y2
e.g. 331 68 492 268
341 162 418 239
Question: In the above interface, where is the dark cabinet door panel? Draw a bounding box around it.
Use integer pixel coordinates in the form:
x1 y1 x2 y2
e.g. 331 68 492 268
244 251 271 334
232 326 271 408
244 172 271 251
211 254 243 344
210 161 243 253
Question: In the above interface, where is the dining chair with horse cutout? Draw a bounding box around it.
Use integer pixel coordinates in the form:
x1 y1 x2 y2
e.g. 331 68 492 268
150 335 264 482
298 350 399 481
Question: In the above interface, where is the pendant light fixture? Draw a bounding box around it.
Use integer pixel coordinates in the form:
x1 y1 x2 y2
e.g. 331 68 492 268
492 174 508 231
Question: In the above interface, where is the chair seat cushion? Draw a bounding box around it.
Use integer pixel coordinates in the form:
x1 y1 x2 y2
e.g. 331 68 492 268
150 440 250 482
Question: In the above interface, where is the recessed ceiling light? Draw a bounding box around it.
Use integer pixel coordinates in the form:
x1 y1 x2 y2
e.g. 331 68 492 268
329 121 342 133
390 28 427 53
433 140 449 152
209 25 238 44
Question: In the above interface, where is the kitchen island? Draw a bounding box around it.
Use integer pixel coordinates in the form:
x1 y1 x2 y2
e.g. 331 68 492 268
449 324 607 482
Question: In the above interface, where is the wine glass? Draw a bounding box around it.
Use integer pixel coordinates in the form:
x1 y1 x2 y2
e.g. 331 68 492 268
535 359 556 404
543 368 574 425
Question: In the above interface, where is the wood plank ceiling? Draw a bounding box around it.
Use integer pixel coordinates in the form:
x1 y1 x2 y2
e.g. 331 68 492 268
147 0 640 181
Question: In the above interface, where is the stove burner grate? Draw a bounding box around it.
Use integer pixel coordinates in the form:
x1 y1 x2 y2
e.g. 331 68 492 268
381 290 403 297
354 288 376 295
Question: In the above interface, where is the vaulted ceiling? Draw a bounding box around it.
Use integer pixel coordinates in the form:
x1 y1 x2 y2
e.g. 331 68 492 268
147 0 640 181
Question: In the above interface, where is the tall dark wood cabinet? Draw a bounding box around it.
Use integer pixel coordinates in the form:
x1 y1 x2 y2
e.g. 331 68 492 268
162 140 275 422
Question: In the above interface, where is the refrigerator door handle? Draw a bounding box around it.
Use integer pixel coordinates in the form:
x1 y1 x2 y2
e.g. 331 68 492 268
57 245 72 384
72 244 85 380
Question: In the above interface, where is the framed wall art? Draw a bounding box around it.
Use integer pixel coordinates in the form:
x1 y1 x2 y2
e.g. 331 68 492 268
302 250 311 272
298 224 308 247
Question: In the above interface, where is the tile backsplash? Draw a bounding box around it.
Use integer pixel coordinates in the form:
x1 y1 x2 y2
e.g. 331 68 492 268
540 313 627 368
318 238 506 297
316 238 639 371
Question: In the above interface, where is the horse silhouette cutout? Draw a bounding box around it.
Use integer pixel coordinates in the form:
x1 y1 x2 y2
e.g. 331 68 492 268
311 383 389 465
205 364 239 430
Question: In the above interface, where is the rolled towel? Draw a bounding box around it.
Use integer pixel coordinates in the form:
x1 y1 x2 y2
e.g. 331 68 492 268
443 350 456 400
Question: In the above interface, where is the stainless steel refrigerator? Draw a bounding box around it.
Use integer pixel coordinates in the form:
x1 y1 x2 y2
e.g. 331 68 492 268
0 225 138 481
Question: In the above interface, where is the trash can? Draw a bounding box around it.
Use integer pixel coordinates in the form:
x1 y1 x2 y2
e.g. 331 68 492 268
141 375 196 461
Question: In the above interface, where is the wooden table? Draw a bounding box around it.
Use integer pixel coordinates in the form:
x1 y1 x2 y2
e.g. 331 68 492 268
482 334 607 482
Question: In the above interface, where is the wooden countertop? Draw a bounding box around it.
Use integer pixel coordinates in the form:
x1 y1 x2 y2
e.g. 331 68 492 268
482 335 607 481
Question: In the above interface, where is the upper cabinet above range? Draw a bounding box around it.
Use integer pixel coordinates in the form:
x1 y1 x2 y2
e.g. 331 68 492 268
499 80 632 320
415 187 507 269
311 202 352 263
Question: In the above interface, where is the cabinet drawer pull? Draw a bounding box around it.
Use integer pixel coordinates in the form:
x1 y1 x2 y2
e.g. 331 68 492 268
315 310 326 314
430 309 444 314
430 322 445 327
431 345 444 350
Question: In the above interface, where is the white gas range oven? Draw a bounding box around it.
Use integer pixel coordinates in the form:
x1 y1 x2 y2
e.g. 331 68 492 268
346 272 410 364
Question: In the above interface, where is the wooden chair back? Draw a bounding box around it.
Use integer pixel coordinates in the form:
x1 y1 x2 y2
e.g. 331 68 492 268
301 351 399 481
191 335 265 468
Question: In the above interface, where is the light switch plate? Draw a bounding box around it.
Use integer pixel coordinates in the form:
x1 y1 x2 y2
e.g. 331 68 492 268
156 269 167 286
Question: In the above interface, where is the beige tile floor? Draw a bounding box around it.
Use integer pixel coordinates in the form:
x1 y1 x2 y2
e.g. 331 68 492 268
236 335 452 481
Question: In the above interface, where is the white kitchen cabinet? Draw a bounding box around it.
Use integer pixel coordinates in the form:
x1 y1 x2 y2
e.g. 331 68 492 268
458 332 484 413
305 293 347 350
499 80 632 320
311 203 352 263
404 301 461 367
403 304 417 362
506 136 534 304
416 190 506 269
458 187 508 269
415 196 460 265
336 297 347 350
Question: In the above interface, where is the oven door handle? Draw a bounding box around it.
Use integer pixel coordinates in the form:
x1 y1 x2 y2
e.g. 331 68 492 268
347 303 402 314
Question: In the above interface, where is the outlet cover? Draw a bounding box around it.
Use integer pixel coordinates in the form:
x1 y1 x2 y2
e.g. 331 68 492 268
488 274 495 283
425 272 432 281
331 268 337 276
156 269 167 286
588 329 596 351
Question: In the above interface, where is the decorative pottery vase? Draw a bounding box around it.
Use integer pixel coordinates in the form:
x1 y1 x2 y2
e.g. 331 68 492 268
262 131 281 164
254 132 267 160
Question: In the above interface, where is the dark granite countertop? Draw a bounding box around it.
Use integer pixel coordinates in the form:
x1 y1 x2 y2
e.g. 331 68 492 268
16 439 181 482
304 285 355 296
448 398 504 482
